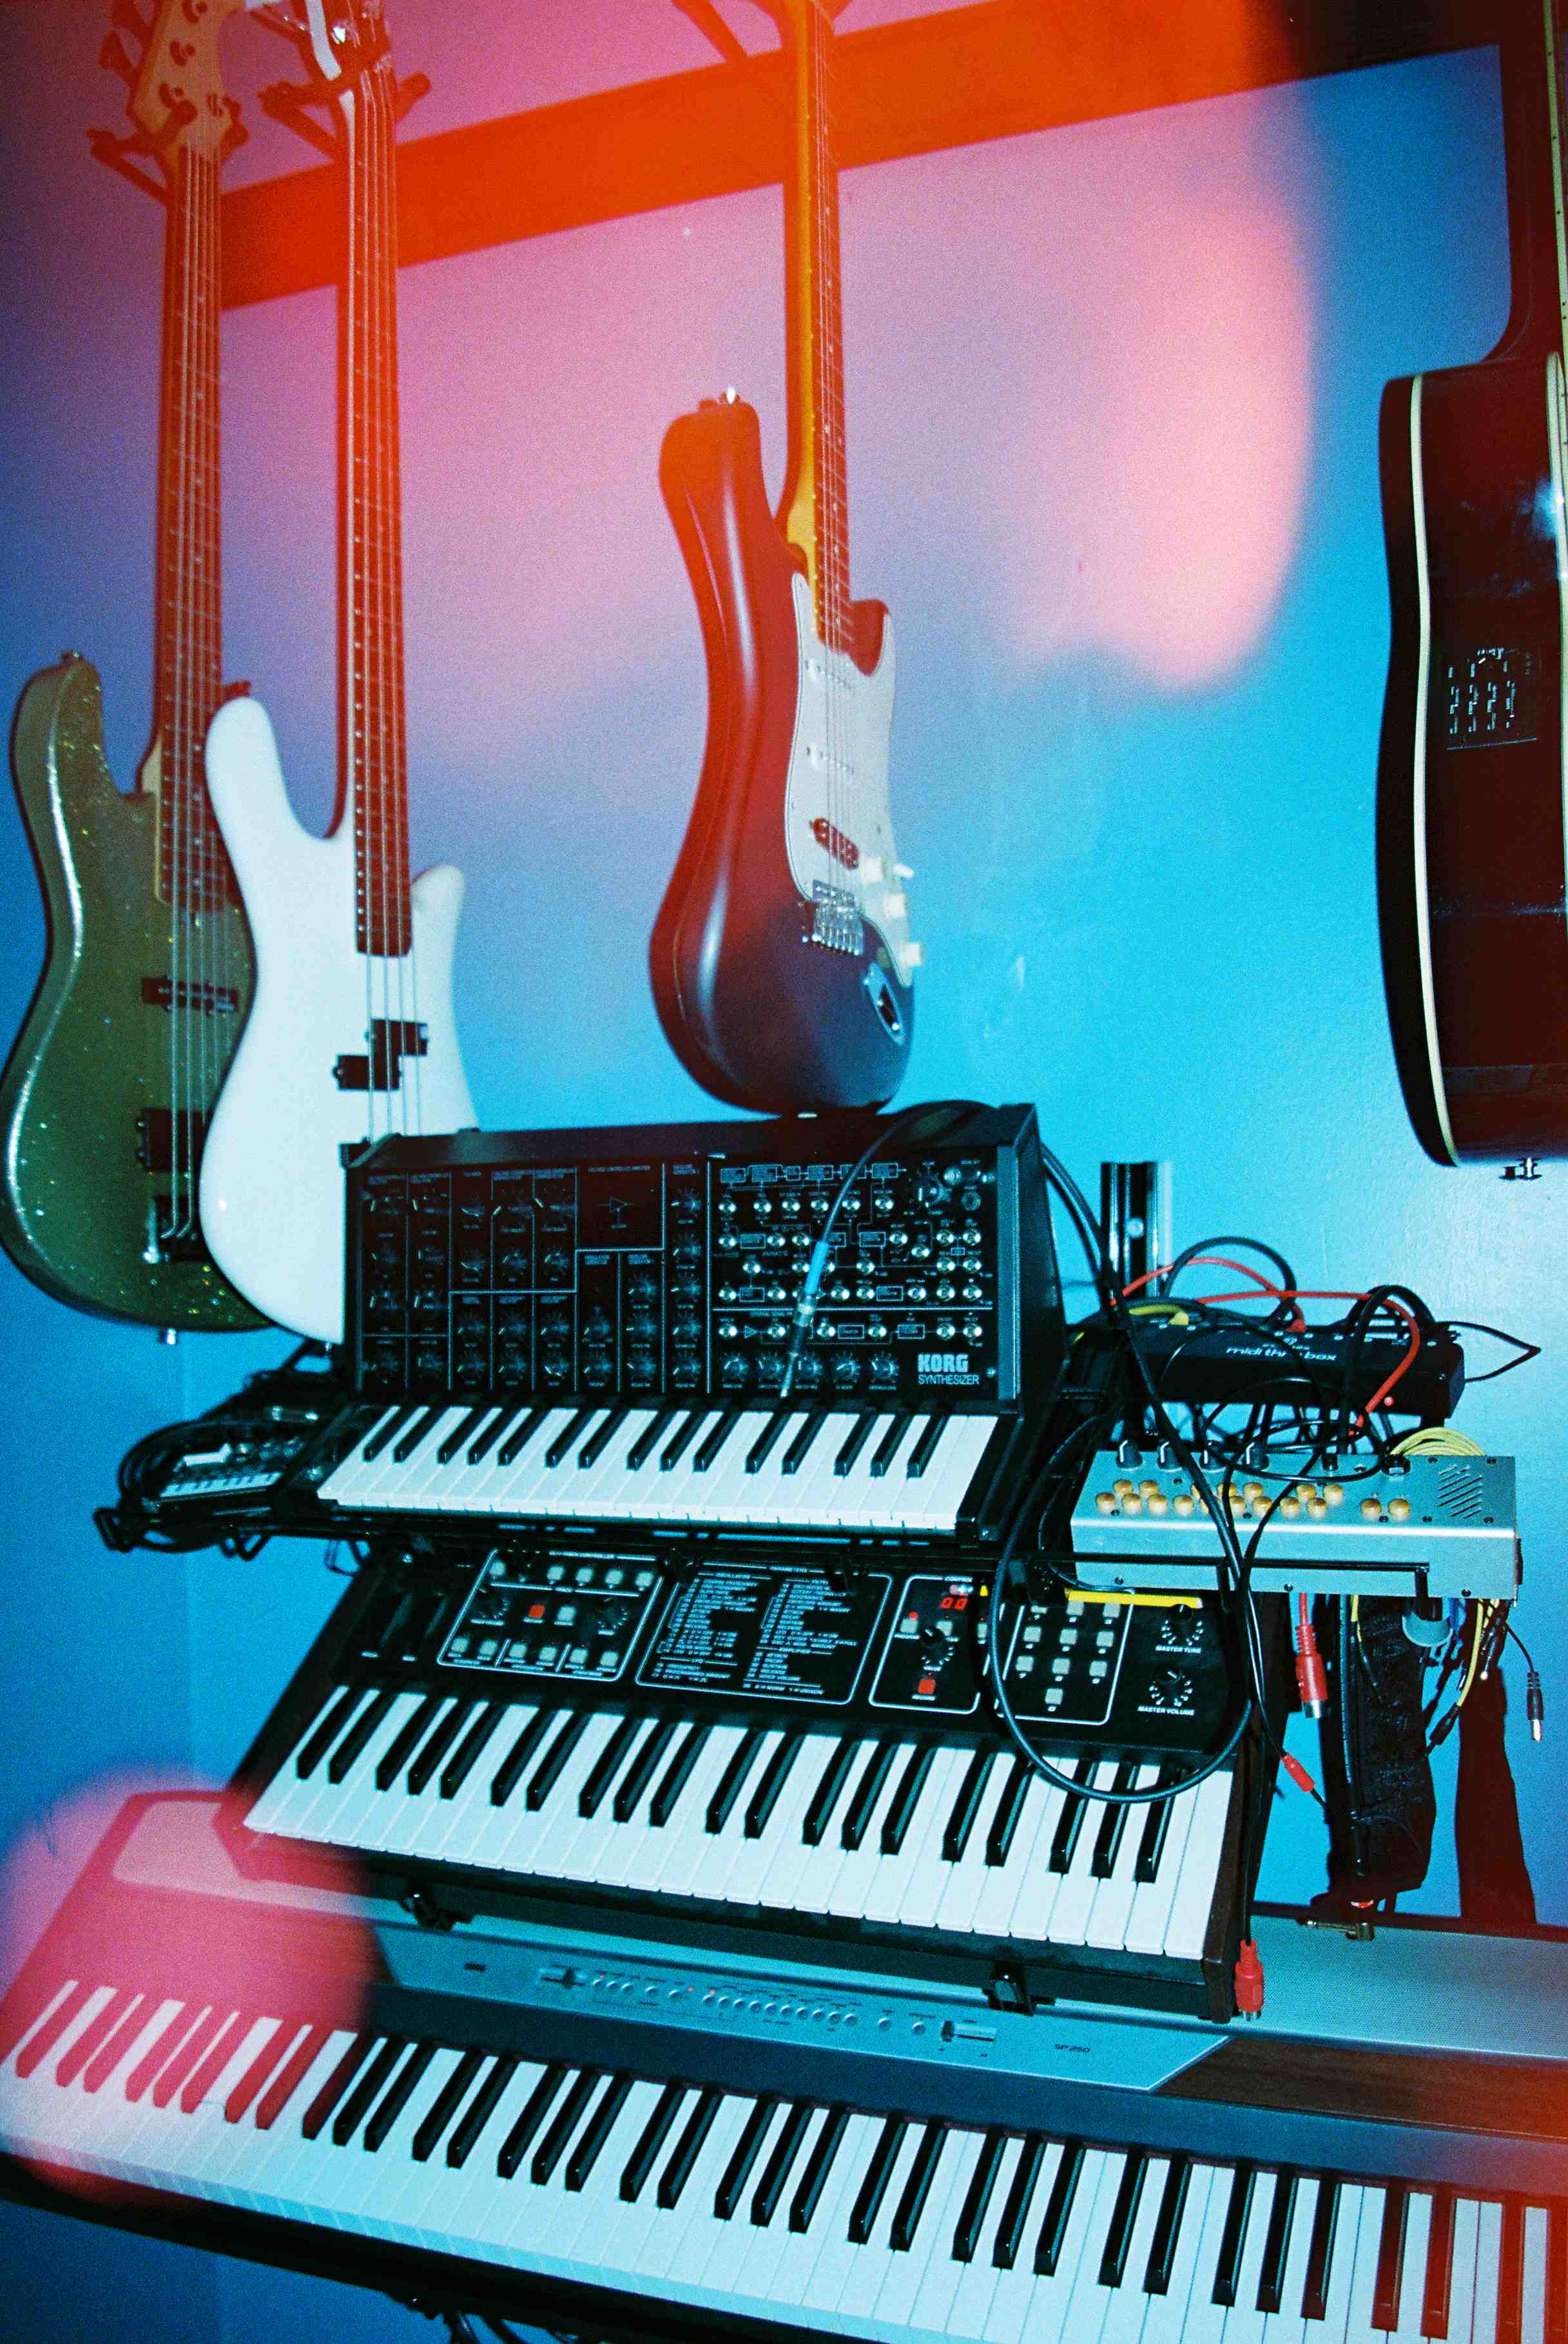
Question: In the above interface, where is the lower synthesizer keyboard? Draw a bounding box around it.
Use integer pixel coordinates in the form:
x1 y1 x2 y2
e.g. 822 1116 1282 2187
227 1546 1284 2021
3 1796 1566 2344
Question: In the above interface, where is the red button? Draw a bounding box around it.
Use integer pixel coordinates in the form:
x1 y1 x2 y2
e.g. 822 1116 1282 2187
918 1676 937 1696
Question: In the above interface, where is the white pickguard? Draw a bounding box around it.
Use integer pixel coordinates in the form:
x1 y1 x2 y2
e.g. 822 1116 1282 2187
198 695 474 1343
782 574 918 980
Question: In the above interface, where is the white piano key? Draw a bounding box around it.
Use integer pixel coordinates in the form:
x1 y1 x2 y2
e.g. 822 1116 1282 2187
245 1692 362 1839
1520 2204 1549 2344
869 1749 964 1926
1019 2147 1122 2344
630 1415 722 1526
317 1408 402 1505
719 1738 822 1908
873 2126 982 2335
638 1727 750 1899
1084 1765 1164 1951
931 1761 1010 1935
688 2099 788 2296
1162 1770 1234 1962
430 1706 545 1870
289 1690 429 1848
831 2120 927 2325
1181 2163 1254 2344
1259 2171 1319 2344
973 1776 1056 1941
797 2111 887 2317
672 1411 779 1526
1214 2168 1276 2344
348 1699 464 1854
1341 2184 1395 2344
1 1977 89 2076
1123 1777 1201 1957
945 2131 1025 2342
478 1409 588 1516
397 1409 525 1513
353 1408 453 1511
1440 2195 1483 2344
636 2092 757 2286
978 2141 1070 2344
823 1746 916 1918
748 1734 844 1912
1100 2153 1176 2344
691 1732 788 1903
904 1415 997 1533
485 1710 624 1877
373 1407 472 1509
557 1411 670 1522
729 2106 843 2315
1380 2188 1433 2344
1041 1763 1124 1948
1469 2199 1503 2344
410 2057 553 2252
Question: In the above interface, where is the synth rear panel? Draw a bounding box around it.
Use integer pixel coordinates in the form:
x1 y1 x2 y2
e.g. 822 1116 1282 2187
345 1107 1062 1415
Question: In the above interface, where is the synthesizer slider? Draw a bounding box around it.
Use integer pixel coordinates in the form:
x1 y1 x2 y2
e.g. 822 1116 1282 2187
3 1795 1567 2344
226 1545 1284 2022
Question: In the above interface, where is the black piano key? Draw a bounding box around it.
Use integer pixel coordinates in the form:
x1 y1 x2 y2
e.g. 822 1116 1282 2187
870 1415 913 1477
441 1703 507 1799
985 1758 1033 1866
745 1734 804 1838
692 1411 739 1472
1545 2204 1567 2344
953 2129 1007 2263
328 1688 395 1783
745 1414 790 1474
658 2088 721 2210
300 2033 376 2141
253 2026 330 2133
524 1710 589 1810
802 1738 861 1845
1372 2183 1409 2330
14 1981 95 2080
1257 2167 1299 2312
707 1729 766 1832
412 2048 485 2162
82 1999 155 2094
790 2106 848 2233
992 2133 1048 2269
905 1415 947 1479
1049 1761 1092 1874
781 1412 825 1475
179 2011 251 2114
295 1685 365 1781
405 1702 470 1795
375 1695 444 1792
1145 2155 1194 2294
834 1413 877 1475
751 2100 815 2226
496 1407 548 1468
465 1404 519 1466
437 1407 487 1465
447 2055 518 2169
545 1409 595 1469
942 1749 996 1863
363 2042 436 2151
891 2123 949 2252
331 2035 409 2146
1301 2174 1343 2323
495 2062 568 2180
54 1990 135 2089
1212 2163 1257 2307
362 1405 415 1464
578 1407 628 1469
151 2005 230 2109
1101 2152 1150 2287
565 2073 632 2191
715 2097 779 2220
1498 2198 1527 2344
649 1724 710 1826
578 1716 639 1817
489 1709 554 1806
841 1743 900 1850
391 1407 440 1465
621 2080 687 2203
1133 1775 1177 1883
530 2067 601 2185
124 2003 193 2102
614 1719 679 1823
232 2020 314 2126
659 1411 706 1471
1034 2140 1085 2275
849 2116 909 2244
627 1410 674 1471
881 1744 937 1855
1091 1763 1139 1877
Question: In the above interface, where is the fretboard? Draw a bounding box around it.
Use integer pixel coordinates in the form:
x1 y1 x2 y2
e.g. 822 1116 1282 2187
154 143 237 916
342 56 412 960
780 2 853 655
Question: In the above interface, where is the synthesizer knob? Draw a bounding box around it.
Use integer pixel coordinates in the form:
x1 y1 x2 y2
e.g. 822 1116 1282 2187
542 1248 571 1279
627 1272 657 1301
719 1351 749 1386
672 1190 701 1221
673 1238 702 1264
916 1177 944 1208
869 1351 898 1386
780 1195 802 1215
671 1353 702 1388
831 1351 862 1388
936 1321 956 1340
718 1199 738 1217
672 1314 701 1344
583 1353 614 1387
873 1190 895 1212
755 1351 786 1388
790 1351 824 1390
627 1350 657 1384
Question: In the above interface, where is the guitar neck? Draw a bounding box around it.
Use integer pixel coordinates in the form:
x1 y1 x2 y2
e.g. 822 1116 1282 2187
341 52 412 959
779 1 853 654
152 141 235 915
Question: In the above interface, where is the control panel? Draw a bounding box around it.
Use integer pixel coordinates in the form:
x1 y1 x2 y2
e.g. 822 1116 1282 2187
1069 1449 1521 1600
344 1109 1061 1415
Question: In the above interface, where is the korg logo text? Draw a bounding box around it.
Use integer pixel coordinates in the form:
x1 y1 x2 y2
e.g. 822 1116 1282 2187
918 1350 978 1384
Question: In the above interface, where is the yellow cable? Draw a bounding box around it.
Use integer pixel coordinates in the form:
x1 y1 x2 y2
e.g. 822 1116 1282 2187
1455 1602 1489 1710
1393 1427 1484 1458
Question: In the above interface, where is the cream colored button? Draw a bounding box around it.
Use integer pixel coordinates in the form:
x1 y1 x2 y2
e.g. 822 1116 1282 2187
1243 1482 1264 1504
1307 1497 1328 1519
1095 1491 1118 1515
1148 1493 1170 1516
1174 1493 1195 1517
1324 1482 1345 1506
1360 1496 1382 1521
1123 1494 1143 1515
1139 1478 1160 1498
1388 1496 1411 1522
1114 1478 1134 1498
1296 1482 1318 1502
1280 1496 1302 1519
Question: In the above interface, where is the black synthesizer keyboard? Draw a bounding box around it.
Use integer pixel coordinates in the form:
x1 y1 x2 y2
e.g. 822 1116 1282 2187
4 1795 1565 2344
226 1545 1283 2022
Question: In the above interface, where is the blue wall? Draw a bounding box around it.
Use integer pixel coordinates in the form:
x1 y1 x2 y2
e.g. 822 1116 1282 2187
0 2 1547 2332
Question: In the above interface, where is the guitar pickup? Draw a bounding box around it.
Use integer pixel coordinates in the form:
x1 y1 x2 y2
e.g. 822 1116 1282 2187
140 976 240 1014
335 1019 430 1092
135 1108 209 1174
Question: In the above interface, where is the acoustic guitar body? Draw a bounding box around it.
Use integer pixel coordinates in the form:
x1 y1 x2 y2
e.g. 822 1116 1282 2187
653 396 915 1112
0 655 262 1326
1376 353 1568 1163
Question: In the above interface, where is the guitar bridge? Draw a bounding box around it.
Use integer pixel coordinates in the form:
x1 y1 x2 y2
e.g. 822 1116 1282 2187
806 882 864 956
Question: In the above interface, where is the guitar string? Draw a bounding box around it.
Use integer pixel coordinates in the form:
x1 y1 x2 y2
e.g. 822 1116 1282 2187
174 137 197 1242
344 68 378 1149
164 139 182 1248
198 132 220 1237
814 3 847 946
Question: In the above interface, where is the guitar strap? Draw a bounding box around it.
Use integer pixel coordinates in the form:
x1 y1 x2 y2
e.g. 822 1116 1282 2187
1455 1658 1538 1929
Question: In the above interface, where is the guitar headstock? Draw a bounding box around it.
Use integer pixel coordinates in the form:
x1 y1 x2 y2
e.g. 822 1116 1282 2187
255 0 391 95
104 0 264 164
